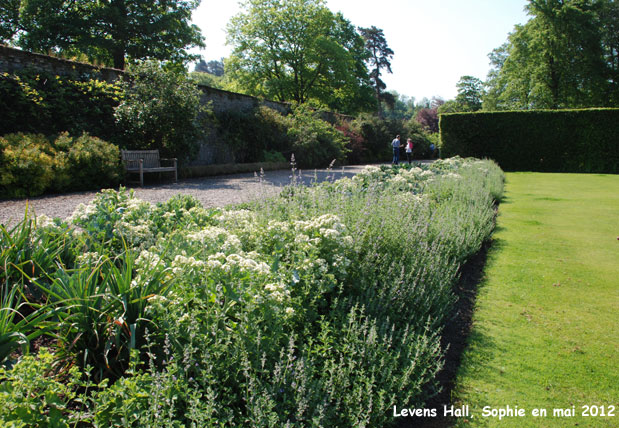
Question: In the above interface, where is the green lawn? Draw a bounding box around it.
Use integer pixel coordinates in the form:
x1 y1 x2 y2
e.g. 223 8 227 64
452 173 619 427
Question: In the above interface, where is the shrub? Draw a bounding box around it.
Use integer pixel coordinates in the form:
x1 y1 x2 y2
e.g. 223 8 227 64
286 104 349 168
114 61 205 163
403 118 433 158
337 120 366 164
0 349 89 427
1 157 504 426
253 106 292 158
0 133 56 198
350 113 401 163
439 108 619 173
261 150 286 163
212 105 292 164
64 133 122 191
0 70 122 142
0 132 121 198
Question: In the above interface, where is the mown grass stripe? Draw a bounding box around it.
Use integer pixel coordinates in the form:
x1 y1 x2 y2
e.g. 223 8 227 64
453 172 619 427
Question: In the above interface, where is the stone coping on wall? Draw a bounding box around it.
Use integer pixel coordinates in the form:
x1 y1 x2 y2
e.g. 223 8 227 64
0 44 123 81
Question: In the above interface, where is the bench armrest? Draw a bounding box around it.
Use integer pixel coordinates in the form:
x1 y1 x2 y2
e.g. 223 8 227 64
124 159 143 169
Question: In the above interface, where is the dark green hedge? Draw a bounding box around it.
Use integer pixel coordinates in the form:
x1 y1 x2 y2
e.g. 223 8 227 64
439 109 619 173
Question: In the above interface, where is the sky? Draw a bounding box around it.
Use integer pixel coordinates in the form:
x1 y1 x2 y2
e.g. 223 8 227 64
190 0 531 102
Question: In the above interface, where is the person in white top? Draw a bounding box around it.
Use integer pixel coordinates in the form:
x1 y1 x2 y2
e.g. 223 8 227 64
405 138 413 164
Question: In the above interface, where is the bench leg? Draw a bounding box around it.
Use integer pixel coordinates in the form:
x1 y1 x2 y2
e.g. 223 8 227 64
139 160 144 187
174 159 178 183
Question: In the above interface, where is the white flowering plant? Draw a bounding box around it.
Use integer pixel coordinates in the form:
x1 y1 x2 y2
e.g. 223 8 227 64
1 157 506 427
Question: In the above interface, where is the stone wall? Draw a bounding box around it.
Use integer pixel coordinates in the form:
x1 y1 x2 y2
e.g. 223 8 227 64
1 45 351 166
193 85 292 165
0 45 122 82
198 84 290 115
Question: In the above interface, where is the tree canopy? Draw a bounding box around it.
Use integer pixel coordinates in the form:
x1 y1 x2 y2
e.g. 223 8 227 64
226 0 375 114
1 0 205 69
358 26 394 114
484 0 618 110
455 75 484 111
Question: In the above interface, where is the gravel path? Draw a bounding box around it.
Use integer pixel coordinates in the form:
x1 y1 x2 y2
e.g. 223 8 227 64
0 164 382 227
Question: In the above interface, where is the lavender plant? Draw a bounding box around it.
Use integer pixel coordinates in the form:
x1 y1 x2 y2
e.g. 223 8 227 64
0 157 504 427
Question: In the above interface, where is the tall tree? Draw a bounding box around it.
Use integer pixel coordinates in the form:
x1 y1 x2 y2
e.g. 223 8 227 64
358 26 394 115
3 0 204 69
455 75 484 111
226 0 373 114
0 0 21 42
484 0 613 110
415 98 443 133
599 0 619 104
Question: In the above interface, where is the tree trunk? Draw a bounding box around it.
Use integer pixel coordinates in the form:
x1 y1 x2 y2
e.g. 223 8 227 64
110 0 127 69
113 48 125 69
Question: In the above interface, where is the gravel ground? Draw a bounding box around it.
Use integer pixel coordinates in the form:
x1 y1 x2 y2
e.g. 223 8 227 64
0 164 386 227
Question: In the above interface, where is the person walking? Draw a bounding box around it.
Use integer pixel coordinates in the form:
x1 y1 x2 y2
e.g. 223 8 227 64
391 135 402 165
405 138 413 164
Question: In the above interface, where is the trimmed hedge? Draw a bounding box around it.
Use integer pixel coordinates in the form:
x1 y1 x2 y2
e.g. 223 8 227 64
439 108 619 173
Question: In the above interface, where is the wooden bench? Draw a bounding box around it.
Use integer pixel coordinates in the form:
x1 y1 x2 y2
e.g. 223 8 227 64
121 150 177 186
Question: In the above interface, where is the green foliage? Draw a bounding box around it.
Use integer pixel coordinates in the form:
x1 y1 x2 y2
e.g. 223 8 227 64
455 75 484 112
213 106 291 164
0 349 89 427
403 118 433 158
381 91 416 121
358 26 394 114
0 133 121 198
10 0 204 69
350 113 403 162
214 104 351 167
189 71 225 89
484 0 617 110
114 61 205 162
0 217 72 366
92 349 200 427
226 0 373 114
336 120 366 164
0 282 50 367
0 158 504 426
0 133 56 198
0 215 75 290
35 252 172 381
56 132 122 191
439 108 619 172
0 0 20 42
286 104 349 168
262 150 286 163
0 70 122 140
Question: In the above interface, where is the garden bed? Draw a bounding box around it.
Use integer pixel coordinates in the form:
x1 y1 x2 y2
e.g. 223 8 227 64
0 157 504 427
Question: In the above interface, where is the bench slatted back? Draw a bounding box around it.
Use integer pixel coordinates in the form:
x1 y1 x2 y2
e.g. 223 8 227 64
121 150 161 168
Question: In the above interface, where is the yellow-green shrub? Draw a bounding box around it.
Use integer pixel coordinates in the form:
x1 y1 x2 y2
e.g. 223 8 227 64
0 134 56 198
0 133 121 198
65 133 122 190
